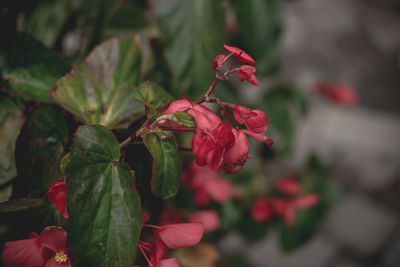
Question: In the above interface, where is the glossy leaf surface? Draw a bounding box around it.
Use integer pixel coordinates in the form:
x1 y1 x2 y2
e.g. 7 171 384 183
66 125 142 266
131 81 173 118
51 36 145 128
143 129 181 198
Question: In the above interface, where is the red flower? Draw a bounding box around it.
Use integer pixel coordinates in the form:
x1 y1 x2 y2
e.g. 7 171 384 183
223 45 256 65
191 122 235 170
2 227 72 267
46 181 69 219
159 208 183 225
275 175 301 195
314 82 358 105
236 65 258 85
218 128 249 174
212 55 226 71
250 198 274 222
189 210 220 232
233 105 268 134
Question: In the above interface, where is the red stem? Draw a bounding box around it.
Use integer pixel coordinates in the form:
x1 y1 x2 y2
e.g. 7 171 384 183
138 244 152 266
159 127 197 132
143 224 162 230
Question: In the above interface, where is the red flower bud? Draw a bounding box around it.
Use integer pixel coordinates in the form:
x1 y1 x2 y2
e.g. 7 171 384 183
233 105 267 133
46 181 69 219
212 55 226 71
223 45 256 65
237 65 258 85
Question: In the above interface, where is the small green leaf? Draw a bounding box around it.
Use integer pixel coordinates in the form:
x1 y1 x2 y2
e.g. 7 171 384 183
156 112 196 128
51 36 146 128
142 129 181 198
67 125 142 266
2 33 70 102
0 97 25 186
131 81 173 118
14 105 68 197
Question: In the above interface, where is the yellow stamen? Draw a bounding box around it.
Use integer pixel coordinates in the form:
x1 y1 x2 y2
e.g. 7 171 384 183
54 250 68 264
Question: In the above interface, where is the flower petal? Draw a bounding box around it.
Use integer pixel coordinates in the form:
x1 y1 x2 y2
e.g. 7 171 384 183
40 227 68 252
2 238 44 267
159 223 204 249
46 181 69 219
155 257 180 267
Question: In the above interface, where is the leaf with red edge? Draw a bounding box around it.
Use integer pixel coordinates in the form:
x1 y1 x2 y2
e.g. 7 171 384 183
51 36 145 129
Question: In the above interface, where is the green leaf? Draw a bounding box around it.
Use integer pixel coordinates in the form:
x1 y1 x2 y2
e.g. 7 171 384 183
14 105 68 196
152 0 225 98
2 32 70 102
131 81 173 118
0 98 25 186
0 198 44 213
238 212 269 242
142 129 181 198
231 0 282 75
51 36 146 128
19 0 69 47
60 152 70 178
66 125 143 266
156 112 196 128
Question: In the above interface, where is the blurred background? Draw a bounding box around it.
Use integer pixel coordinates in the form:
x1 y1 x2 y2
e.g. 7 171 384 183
1 0 400 266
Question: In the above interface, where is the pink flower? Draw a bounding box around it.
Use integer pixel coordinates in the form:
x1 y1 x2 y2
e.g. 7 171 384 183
275 175 301 195
46 181 69 219
314 82 358 106
2 227 72 267
158 223 204 249
236 65 258 85
251 198 274 222
212 55 226 71
223 45 256 65
163 99 221 131
191 122 235 170
183 162 233 205
233 105 268 134
189 210 220 232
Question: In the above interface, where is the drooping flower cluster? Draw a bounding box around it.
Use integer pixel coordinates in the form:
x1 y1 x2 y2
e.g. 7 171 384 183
1 227 72 267
251 175 320 227
137 213 204 267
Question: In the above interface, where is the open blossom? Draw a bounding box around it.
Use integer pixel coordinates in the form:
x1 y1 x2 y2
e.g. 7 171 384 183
2 227 72 267
138 221 204 267
46 181 69 219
